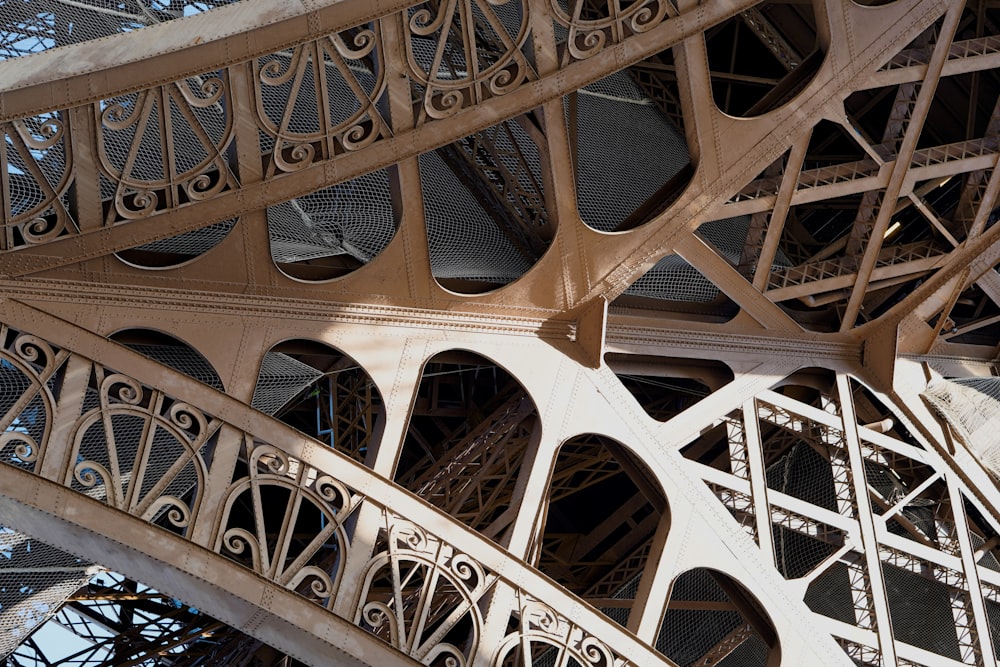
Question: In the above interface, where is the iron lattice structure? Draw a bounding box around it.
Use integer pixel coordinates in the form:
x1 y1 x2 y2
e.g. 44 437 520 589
7 0 1000 665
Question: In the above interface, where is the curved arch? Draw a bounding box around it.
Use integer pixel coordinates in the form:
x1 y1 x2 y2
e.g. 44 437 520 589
704 3 824 119
0 462 419 667
395 348 540 542
252 338 385 466
420 116 554 295
535 433 669 628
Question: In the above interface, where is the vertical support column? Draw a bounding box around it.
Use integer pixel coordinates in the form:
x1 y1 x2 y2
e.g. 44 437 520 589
188 425 245 548
631 502 693 642
227 61 271 288
948 476 997 662
67 106 105 232
837 373 897 665
37 353 92 482
743 399 775 565
379 11 434 301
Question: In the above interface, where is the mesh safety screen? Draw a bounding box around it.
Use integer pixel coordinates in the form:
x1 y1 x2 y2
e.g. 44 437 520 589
268 170 396 266
0 528 94 657
923 377 1000 475
420 150 530 283
251 352 324 416
0 1 242 61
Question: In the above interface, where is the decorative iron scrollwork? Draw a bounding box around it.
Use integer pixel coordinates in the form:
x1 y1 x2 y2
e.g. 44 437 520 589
69 366 218 533
404 0 535 124
0 113 75 248
216 440 359 607
495 593 631 667
253 26 390 177
550 0 675 65
96 71 236 222
0 327 64 470
357 515 494 666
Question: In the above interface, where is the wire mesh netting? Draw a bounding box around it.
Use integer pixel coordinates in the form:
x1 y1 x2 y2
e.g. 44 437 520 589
5 111 70 215
881 562 963 661
130 218 235 256
0 528 95 658
0 360 47 471
420 150 530 284
923 377 1000 475
268 169 396 268
624 254 721 303
765 440 839 513
0 1 242 61
251 352 324 416
654 568 769 667
569 71 689 233
122 343 223 391
803 560 858 625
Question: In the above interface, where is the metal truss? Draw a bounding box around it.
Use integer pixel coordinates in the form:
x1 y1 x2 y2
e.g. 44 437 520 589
4 0 1000 666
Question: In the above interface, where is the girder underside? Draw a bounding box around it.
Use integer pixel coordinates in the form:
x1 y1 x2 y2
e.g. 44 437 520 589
5 0 1000 666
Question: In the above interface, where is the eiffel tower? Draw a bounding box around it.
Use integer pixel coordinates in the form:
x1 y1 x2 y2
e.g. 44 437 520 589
5 0 1000 665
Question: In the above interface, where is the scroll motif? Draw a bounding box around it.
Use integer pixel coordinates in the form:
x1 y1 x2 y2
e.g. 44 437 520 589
494 594 632 667
404 0 536 124
0 112 75 248
253 25 390 177
69 366 218 533
550 0 675 65
95 71 236 222
215 441 359 607
0 327 63 471
356 516 494 666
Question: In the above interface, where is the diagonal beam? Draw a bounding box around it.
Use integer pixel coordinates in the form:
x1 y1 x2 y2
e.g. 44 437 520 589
840 3 965 330
0 0 767 278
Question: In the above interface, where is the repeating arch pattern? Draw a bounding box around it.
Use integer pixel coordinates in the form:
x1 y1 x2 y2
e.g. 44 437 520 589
7 0 1000 666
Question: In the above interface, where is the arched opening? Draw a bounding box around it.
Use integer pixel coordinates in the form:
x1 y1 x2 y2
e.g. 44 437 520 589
606 354 733 422
116 218 237 269
252 340 383 466
656 568 778 666
706 2 821 118
109 329 223 391
395 350 538 543
535 434 667 627
421 116 553 294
